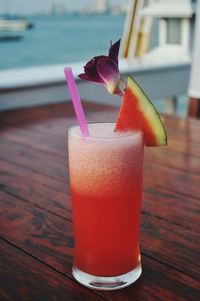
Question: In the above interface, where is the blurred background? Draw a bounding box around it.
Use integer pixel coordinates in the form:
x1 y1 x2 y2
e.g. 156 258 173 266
0 0 198 115
0 0 128 69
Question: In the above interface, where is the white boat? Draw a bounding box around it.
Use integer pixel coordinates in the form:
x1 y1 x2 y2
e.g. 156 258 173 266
0 19 32 32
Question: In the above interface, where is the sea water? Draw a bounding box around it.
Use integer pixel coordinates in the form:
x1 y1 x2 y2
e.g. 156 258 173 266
0 14 125 70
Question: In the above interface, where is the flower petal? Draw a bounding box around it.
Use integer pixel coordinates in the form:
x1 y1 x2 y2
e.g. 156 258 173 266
84 56 106 72
79 73 103 83
79 55 107 83
83 60 100 81
78 40 121 92
97 58 121 95
108 39 120 64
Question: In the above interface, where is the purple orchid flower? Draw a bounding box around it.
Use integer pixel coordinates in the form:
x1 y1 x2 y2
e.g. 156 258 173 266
79 39 122 96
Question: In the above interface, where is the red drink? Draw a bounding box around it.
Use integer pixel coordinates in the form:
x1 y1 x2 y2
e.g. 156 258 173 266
68 123 144 289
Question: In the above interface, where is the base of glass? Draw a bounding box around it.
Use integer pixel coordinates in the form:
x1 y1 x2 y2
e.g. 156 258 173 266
72 262 142 291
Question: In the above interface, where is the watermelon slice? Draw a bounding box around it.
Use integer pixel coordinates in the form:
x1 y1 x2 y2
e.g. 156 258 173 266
115 76 167 146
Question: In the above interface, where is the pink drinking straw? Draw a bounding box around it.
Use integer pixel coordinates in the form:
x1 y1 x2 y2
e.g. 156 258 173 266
64 67 89 137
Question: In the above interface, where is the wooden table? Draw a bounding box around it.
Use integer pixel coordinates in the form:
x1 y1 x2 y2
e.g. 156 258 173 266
0 102 199 301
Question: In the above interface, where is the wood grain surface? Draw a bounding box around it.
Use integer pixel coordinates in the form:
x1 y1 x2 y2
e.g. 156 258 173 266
0 102 200 301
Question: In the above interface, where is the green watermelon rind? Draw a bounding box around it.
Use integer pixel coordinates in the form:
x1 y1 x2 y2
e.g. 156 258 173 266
128 76 167 146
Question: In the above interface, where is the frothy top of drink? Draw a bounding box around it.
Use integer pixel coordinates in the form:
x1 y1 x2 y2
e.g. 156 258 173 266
68 123 143 197
69 123 142 141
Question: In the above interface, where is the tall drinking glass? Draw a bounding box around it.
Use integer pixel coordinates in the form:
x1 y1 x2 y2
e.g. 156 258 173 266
68 123 144 290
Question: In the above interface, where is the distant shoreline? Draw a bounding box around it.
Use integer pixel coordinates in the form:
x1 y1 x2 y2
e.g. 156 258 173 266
0 12 126 18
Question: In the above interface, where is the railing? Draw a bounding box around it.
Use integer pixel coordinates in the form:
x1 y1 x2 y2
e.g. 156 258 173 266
0 57 190 111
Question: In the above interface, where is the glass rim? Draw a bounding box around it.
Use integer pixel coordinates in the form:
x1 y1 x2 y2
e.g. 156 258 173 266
68 122 143 141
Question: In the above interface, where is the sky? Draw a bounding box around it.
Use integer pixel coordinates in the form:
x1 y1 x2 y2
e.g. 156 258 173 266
0 0 128 15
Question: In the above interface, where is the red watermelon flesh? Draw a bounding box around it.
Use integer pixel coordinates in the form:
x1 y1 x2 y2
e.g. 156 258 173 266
115 76 167 147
